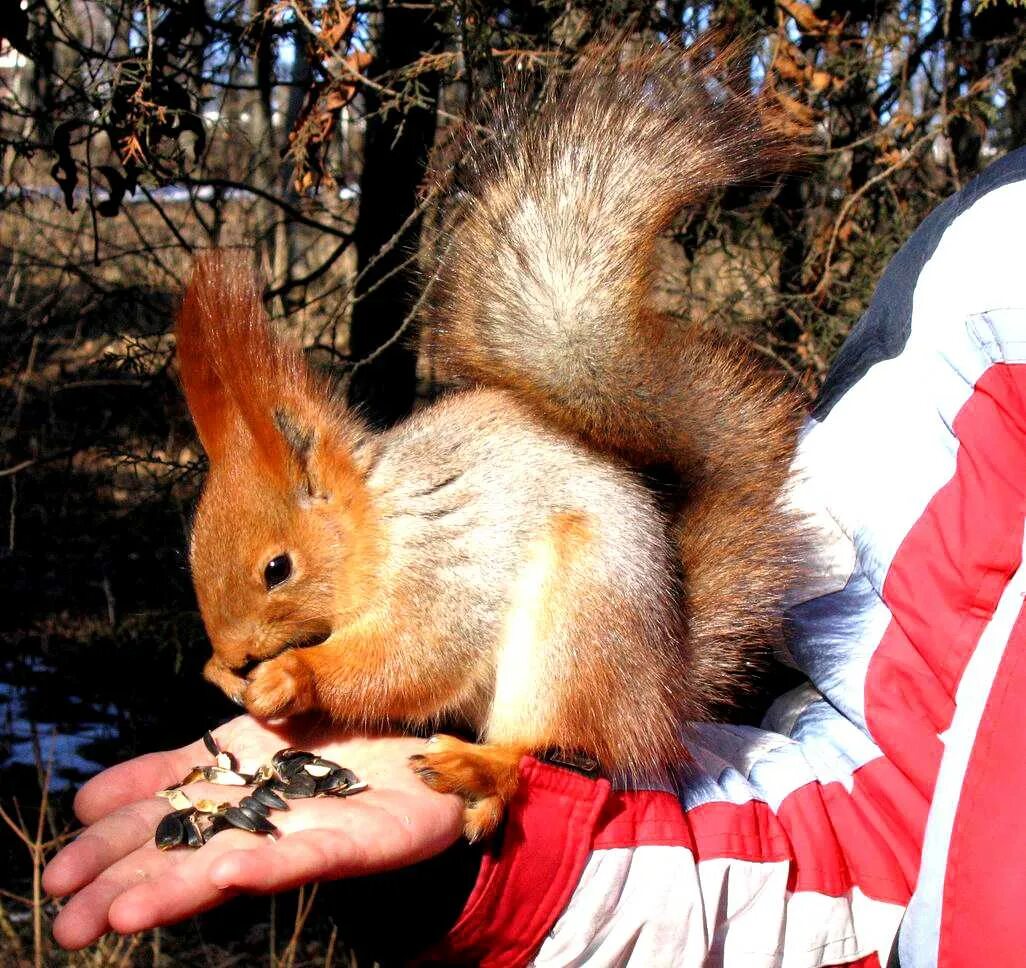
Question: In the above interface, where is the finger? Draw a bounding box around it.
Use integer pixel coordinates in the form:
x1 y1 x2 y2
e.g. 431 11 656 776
43 798 169 897
50 839 175 949
53 827 257 948
74 743 207 825
209 829 369 894
209 792 460 893
49 768 301 898
106 830 256 935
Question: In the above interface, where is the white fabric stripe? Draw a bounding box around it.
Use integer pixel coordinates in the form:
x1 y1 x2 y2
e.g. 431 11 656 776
534 846 714 968
798 180 1026 555
782 889 905 968
806 182 1026 593
533 847 904 968
899 515 1026 968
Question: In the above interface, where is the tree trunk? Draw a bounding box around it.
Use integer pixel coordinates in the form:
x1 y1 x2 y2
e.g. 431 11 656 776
346 4 442 426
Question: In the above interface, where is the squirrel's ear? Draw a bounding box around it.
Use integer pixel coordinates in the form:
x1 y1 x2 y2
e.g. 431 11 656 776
177 251 364 489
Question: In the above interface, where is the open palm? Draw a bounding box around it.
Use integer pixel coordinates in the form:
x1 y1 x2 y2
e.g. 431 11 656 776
42 716 464 950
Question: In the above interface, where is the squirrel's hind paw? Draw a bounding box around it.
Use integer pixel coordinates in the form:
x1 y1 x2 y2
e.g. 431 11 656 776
409 735 524 842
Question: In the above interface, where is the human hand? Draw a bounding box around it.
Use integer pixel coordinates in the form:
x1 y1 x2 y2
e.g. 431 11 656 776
42 716 464 949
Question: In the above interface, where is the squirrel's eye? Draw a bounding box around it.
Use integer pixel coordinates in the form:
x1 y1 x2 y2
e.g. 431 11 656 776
264 554 292 589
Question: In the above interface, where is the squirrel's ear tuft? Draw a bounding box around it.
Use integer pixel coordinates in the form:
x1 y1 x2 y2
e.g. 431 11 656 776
177 251 325 483
176 251 240 463
177 250 367 490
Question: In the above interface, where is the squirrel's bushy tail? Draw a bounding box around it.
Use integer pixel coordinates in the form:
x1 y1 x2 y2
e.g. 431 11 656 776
432 44 807 713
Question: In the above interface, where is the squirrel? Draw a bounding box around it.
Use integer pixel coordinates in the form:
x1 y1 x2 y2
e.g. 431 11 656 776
176 44 805 841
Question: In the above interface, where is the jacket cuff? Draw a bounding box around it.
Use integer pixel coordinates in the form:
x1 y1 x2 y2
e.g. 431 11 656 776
430 756 611 967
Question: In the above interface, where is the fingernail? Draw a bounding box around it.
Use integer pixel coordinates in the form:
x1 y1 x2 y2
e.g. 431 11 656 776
210 860 235 890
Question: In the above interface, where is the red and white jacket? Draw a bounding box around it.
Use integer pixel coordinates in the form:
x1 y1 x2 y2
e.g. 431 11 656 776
433 147 1026 967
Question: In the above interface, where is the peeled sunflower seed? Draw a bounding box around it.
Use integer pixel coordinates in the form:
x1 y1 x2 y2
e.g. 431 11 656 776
176 767 207 786
156 788 193 810
200 765 251 785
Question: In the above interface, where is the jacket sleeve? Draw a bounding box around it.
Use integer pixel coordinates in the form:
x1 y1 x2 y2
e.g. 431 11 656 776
431 147 1026 968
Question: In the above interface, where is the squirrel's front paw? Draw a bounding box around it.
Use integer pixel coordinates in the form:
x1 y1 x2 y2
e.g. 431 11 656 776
244 651 315 719
409 735 525 842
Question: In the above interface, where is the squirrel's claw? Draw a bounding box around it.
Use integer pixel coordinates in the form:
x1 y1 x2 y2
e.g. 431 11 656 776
409 735 525 842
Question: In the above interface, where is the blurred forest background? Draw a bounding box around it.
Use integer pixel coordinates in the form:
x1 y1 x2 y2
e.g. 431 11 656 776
2 0 1026 964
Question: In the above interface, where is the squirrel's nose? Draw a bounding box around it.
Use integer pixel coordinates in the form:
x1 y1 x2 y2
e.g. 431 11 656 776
211 633 264 677
232 655 261 679
225 642 289 676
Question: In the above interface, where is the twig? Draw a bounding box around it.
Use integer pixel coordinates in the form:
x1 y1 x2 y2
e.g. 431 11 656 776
323 923 338 968
348 263 442 372
286 2 474 128
181 177 353 239
7 475 16 552
278 882 320 968
812 130 935 298
139 182 195 256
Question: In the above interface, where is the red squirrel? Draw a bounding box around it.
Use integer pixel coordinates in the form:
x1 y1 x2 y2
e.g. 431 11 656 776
176 45 805 841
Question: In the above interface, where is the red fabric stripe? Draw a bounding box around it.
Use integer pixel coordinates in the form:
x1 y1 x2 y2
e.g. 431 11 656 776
435 758 609 968
593 788 791 861
939 600 1026 966
866 364 1026 807
590 764 915 904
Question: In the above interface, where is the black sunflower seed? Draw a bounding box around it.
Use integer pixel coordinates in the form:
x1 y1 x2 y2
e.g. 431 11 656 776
237 802 270 825
315 770 354 795
155 810 192 850
239 795 270 818
251 784 289 811
281 773 317 799
223 806 279 836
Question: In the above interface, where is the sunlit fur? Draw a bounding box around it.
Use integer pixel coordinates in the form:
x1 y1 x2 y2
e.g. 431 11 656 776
179 44 807 839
